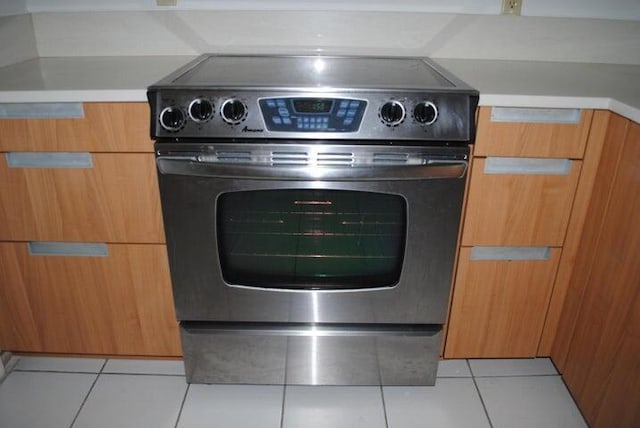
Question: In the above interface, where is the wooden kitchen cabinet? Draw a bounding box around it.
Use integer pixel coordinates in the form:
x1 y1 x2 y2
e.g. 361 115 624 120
474 107 592 158
461 158 582 246
0 103 153 152
0 153 165 243
0 242 181 356
551 115 640 427
445 106 595 358
0 102 181 357
445 247 561 357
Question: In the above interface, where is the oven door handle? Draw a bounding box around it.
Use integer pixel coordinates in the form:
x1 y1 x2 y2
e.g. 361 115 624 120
156 157 468 180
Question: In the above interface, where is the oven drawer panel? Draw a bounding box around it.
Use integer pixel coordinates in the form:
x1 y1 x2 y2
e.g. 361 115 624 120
475 107 592 158
462 158 582 246
0 103 153 152
0 153 164 243
181 324 442 385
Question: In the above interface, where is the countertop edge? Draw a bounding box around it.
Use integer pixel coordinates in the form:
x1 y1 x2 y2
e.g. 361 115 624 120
1 91 637 124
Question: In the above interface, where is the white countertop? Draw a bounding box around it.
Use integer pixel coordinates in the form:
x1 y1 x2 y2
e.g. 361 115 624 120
0 56 639 123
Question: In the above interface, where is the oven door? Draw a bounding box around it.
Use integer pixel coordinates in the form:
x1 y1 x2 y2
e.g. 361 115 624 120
156 143 468 325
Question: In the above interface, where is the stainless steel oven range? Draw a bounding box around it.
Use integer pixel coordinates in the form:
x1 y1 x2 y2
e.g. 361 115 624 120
148 55 478 386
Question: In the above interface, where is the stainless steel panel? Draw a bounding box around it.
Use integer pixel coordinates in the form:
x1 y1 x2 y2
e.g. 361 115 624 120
157 144 468 325
149 90 475 141
181 323 441 385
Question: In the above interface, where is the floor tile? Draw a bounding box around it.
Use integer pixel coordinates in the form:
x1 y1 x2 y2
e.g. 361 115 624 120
177 384 283 428
73 374 187 428
0 371 96 428
283 386 386 428
15 355 105 373
102 358 185 375
384 378 490 428
469 358 558 377
438 359 472 377
476 376 587 428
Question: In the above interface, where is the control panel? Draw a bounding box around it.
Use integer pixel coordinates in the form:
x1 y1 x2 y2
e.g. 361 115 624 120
259 98 366 133
149 89 475 142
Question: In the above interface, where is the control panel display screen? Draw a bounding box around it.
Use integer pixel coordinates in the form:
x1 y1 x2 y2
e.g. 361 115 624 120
259 97 366 133
293 99 333 114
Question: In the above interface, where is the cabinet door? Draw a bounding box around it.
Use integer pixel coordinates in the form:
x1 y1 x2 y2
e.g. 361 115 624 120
0 242 181 356
475 107 592 158
462 158 581 246
557 119 640 427
0 153 164 243
0 103 153 152
445 247 561 358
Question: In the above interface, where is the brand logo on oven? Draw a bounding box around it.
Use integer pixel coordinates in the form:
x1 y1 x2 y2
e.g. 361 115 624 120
241 126 264 133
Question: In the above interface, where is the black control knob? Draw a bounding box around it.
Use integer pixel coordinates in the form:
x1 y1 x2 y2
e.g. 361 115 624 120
413 101 438 125
159 106 186 132
379 101 405 126
188 98 214 123
221 99 247 124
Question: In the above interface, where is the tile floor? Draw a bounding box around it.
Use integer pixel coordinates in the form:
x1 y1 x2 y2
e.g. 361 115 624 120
0 356 587 428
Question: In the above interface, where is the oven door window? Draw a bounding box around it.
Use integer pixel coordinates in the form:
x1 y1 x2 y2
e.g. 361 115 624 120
217 189 406 290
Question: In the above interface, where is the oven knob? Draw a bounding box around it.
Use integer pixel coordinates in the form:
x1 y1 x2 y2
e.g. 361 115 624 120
159 106 186 132
379 101 405 126
221 99 247 124
188 98 214 123
413 101 438 125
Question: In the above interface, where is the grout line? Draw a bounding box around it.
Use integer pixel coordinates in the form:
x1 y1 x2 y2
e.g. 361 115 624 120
380 385 390 428
472 373 561 378
69 361 106 428
280 385 287 428
174 383 190 428
468 360 494 428
99 372 186 377
14 369 104 375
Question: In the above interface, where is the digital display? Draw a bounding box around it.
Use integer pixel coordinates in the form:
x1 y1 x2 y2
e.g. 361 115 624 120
293 99 333 114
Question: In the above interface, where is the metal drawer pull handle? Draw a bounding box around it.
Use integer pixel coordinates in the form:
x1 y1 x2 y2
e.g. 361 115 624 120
0 103 84 119
6 152 93 168
484 157 572 175
490 107 581 124
28 242 109 257
471 247 551 261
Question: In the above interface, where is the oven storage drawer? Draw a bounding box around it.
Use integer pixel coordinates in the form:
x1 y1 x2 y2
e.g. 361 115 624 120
181 323 442 386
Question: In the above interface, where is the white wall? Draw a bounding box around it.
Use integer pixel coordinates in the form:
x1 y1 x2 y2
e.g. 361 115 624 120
24 0 640 20
0 14 38 67
523 0 640 20
31 11 640 65
0 0 27 16
25 0 500 14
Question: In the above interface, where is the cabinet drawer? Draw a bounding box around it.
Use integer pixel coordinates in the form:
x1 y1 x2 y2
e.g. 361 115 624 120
462 158 581 246
0 103 152 152
0 153 165 243
475 107 592 158
0 242 181 356
445 246 561 358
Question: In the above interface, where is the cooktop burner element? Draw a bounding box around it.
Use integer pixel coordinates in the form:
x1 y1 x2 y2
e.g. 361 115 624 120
148 55 478 142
